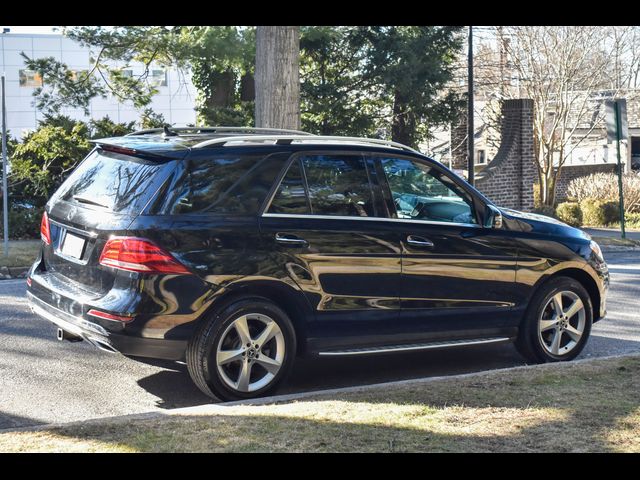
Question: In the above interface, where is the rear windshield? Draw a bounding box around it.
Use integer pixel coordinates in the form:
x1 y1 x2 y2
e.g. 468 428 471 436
54 149 175 213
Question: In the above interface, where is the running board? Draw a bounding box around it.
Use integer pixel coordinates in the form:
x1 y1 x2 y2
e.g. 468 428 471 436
318 337 511 356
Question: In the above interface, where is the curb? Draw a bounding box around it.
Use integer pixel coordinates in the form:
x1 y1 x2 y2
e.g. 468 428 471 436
0 266 29 280
601 246 640 253
3 351 639 435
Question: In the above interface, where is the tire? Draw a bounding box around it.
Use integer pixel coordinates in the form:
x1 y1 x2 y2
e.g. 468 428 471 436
515 276 593 364
186 297 297 401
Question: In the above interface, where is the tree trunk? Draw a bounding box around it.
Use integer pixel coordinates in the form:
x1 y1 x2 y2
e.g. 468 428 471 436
255 26 300 130
240 73 255 102
391 90 416 147
206 70 236 109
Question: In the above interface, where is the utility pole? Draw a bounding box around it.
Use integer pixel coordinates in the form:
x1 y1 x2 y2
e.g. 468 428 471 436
614 101 626 239
1 75 9 257
467 26 475 186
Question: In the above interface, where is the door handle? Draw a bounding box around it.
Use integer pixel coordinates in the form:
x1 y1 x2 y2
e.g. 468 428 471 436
275 233 308 247
406 235 434 248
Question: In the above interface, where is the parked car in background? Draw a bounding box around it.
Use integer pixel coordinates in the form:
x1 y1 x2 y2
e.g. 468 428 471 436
26 127 609 400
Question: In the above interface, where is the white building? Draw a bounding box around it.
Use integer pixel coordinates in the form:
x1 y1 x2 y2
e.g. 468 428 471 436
1 31 197 138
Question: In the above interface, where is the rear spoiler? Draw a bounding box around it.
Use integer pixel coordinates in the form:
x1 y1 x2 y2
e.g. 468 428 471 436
90 138 189 161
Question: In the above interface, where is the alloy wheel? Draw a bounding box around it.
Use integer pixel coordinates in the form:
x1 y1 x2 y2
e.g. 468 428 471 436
215 313 285 393
538 290 586 357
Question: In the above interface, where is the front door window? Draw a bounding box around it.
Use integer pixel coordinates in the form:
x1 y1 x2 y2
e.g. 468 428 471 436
380 157 477 225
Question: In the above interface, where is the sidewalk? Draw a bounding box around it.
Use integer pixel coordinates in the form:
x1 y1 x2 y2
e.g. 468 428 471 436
584 227 640 241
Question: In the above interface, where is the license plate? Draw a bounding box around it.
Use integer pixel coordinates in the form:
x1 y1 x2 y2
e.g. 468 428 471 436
60 232 86 259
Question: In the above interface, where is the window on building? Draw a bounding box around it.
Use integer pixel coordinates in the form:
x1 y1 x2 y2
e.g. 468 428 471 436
149 69 167 87
19 70 43 87
476 149 487 164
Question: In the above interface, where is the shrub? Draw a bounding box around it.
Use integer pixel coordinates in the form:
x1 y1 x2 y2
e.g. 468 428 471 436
602 201 621 225
555 202 582 226
89 116 136 139
10 121 92 208
0 206 42 240
581 199 608 226
533 205 557 218
139 108 167 129
533 183 542 209
626 212 640 229
567 171 640 214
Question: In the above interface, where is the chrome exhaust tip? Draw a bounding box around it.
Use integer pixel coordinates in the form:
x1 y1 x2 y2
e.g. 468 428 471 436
57 327 83 343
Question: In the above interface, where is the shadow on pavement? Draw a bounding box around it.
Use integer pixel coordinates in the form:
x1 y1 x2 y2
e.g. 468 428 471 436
133 333 640 411
136 368 212 409
0 411 43 431
135 342 527 408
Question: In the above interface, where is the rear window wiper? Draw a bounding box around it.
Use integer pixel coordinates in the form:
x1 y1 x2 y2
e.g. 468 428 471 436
72 195 110 209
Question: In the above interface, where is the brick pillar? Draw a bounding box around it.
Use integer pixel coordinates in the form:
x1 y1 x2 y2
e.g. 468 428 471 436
450 110 468 171
475 99 536 211
517 99 535 211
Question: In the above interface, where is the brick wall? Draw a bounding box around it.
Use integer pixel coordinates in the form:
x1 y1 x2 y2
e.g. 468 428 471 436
555 163 620 202
475 99 536 211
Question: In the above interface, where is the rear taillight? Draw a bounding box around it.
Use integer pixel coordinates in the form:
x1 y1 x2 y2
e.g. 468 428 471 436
99 237 190 275
40 212 51 245
87 309 134 323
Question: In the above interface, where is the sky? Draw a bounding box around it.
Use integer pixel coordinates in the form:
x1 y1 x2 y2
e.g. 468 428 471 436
2 26 58 34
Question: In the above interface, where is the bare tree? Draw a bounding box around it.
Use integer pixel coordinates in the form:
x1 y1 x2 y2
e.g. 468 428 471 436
255 26 301 130
499 26 620 206
451 26 640 205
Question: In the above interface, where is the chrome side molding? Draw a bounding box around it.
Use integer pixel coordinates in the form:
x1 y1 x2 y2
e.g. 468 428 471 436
318 337 510 356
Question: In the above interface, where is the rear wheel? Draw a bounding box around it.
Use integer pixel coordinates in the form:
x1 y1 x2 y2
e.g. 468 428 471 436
186 298 296 401
515 277 592 363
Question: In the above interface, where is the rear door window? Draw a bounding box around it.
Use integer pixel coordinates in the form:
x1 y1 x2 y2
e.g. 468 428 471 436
268 158 310 214
267 153 378 217
302 154 376 217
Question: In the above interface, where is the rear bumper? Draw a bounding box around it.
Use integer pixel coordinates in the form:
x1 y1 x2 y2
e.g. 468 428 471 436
27 291 187 360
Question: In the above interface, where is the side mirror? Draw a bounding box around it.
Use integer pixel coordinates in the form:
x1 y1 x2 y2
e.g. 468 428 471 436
484 204 503 229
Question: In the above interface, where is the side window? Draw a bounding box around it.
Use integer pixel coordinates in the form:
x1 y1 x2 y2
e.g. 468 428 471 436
302 154 375 217
380 157 477 225
166 153 283 215
268 158 310 214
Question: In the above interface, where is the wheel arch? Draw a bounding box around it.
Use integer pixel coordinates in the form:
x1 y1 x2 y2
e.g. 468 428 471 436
201 280 313 356
531 268 601 322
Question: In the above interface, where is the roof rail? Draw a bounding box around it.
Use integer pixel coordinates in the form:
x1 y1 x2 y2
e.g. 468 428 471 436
126 126 314 136
191 135 420 154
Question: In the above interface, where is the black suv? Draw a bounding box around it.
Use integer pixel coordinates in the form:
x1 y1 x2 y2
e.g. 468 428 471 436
27 127 609 401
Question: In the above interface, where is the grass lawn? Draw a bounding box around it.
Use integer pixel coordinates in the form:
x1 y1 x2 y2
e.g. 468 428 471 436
1 355 639 453
0 240 40 268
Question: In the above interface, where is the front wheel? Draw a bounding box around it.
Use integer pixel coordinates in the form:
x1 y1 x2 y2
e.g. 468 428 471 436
186 298 297 401
515 277 593 364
